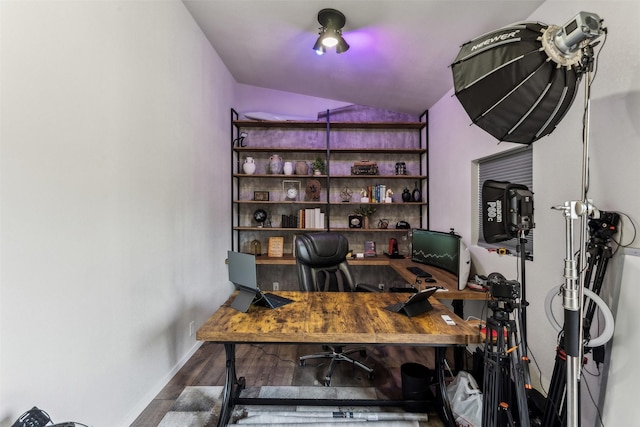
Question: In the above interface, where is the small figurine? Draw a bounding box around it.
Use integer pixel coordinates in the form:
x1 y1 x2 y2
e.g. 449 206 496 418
360 188 369 203
340 187 353 202
384 188 393 203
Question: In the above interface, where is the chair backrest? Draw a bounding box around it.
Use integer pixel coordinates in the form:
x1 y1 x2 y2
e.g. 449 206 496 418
295 232 356 292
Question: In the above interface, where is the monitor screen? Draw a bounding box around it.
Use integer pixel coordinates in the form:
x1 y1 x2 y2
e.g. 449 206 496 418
411 229 461 276
227 250 258 290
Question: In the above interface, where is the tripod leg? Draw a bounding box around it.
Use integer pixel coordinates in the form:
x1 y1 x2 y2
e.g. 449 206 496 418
499 402 517 427
508 320 531 427
542 346 567 427
483 318 502 427
584 246 611 323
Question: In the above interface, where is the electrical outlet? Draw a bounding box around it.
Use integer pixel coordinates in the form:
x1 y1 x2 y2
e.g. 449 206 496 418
189 321 195 337
378 283 385 290
273 282 279 291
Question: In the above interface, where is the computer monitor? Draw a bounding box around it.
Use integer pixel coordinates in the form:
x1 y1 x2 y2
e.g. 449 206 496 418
411 229 471 290
228 251 258 291
227 251 293 312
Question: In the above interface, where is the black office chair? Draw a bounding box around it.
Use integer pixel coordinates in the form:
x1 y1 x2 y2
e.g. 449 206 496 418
294 232 376 386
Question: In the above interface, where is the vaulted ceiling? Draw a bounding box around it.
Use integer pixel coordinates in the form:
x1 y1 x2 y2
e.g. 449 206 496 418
183 0 546 115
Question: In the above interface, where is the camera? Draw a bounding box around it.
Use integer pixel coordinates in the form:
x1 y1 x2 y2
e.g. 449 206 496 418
588 211 619 240
488 274 521 300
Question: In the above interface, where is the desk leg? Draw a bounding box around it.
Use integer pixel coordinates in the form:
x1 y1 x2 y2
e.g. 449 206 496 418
436 347 455 427
452 299 464 372
218 343 245 427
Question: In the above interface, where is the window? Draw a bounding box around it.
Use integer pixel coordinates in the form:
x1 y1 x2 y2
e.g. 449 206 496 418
477 147 533 258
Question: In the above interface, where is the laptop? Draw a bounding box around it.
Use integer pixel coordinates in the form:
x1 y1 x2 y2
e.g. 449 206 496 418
227 250 294 312
384 287 437 317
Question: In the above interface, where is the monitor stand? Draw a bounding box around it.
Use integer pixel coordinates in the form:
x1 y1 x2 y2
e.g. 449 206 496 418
230 288 294 312
230 288 257 312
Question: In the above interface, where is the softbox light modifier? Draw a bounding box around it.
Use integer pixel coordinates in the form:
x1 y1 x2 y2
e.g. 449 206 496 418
482 180 534 243
451 22 581 144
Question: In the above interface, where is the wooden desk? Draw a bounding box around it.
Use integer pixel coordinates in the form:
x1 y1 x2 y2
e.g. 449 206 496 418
253 255 490 301
197 291 482 426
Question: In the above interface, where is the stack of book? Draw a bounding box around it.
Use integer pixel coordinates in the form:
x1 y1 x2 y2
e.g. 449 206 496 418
298 207 325 229
366 184 388 203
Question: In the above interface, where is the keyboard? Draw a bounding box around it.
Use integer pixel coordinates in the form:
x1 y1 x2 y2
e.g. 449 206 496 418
406 266 432 277
264 292 294 308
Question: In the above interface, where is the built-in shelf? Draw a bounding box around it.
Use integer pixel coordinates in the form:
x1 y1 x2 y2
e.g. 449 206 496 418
328 175 427 179
233 200 325 205
230 107 429 257
233 147 426 154
233 174 425 179
233 174 328 178
233 120 426 130
327 201 426 206
233 226 326 231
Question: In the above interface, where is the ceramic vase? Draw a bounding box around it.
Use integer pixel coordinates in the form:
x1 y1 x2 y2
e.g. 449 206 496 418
269 154 283 174
402 188 412 202
283 161 294 175
412 182 422 202
243 157 256 175
295 161 309 175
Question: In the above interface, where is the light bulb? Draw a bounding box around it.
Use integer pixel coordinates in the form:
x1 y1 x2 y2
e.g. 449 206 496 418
322 36 339 48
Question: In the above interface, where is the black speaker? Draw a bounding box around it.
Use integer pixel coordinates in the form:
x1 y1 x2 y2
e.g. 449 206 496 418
482 180 534 243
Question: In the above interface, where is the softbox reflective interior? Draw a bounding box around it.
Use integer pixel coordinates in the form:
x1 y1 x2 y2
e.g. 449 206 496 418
482 180 534 243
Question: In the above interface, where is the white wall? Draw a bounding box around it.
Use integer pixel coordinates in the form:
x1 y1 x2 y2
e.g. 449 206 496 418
429 1 640 424
0 1 234 426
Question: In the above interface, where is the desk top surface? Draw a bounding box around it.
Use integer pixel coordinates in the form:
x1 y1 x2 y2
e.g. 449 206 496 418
197 291 482 346
252 256 489 301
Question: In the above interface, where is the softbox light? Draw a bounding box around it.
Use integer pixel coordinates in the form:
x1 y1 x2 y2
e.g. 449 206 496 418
451 21 585 144
482 180 534 243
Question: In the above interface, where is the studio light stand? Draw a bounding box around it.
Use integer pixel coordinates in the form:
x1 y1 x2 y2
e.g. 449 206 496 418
549 37 614 427
482 275 531 427
480 180 534 426
542 212 618 426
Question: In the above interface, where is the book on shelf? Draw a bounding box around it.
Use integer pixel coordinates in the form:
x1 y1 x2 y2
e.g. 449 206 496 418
365 184 388 203
280 214 298 228
364 240 376 257
305 208 314 228
298 208 325 228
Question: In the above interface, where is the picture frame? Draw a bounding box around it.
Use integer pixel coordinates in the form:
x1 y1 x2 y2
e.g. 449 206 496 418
282 180 301 201
254 191 270 201
268 236 284 257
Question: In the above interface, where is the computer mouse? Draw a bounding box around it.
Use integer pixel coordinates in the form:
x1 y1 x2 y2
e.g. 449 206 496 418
425 278 437 283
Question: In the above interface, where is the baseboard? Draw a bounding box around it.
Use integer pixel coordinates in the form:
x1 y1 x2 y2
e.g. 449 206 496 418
117 340 203 427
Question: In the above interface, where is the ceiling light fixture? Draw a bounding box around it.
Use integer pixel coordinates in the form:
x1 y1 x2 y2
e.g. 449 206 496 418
313 8 349 55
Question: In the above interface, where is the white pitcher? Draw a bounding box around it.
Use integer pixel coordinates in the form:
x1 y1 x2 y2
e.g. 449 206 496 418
243 157 256 175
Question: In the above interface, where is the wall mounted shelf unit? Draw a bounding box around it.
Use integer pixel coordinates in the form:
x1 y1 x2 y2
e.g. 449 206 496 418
230 107 428 259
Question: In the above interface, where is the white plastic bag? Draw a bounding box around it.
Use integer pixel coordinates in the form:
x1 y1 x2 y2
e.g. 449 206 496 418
445 371 483 427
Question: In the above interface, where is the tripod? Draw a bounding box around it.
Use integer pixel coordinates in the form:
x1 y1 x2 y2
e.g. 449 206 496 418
541 214 618 426
483 292 532 427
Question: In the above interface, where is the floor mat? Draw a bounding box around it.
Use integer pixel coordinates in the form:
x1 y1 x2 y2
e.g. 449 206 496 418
159 385 434 426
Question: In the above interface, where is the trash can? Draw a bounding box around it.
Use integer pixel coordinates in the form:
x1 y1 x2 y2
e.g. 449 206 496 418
401 362 434 412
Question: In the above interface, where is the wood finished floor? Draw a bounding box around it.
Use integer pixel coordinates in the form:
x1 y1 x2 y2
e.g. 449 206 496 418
131 342 451 426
